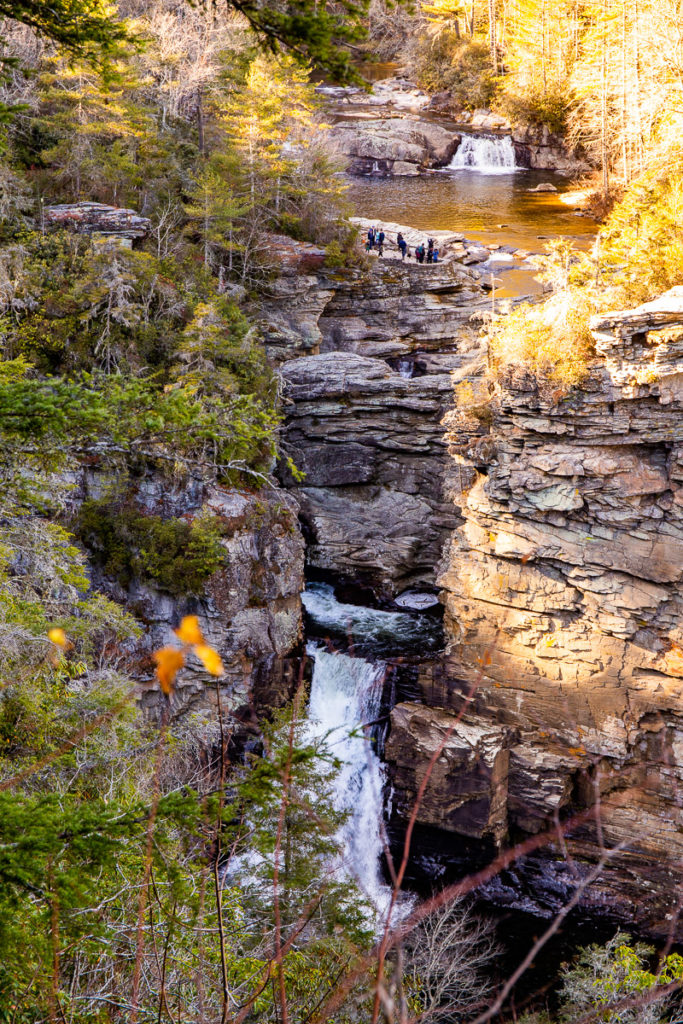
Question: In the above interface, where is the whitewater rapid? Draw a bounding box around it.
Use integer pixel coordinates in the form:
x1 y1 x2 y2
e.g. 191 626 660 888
302 583 440 922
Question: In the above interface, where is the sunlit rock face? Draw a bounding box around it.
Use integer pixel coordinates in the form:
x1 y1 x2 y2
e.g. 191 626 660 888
44 201 151 245
329 117 461 176
386 288 683 937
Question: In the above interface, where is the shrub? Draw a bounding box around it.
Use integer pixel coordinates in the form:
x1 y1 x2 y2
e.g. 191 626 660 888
488 288 595 389
499 82 573 134
407 33 496 110
599 159 683 306
75 499 227 596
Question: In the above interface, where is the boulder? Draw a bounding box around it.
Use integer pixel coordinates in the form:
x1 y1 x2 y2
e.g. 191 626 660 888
513 123 591 174
45 201 151 245
329 117 461 176
470 109 512 131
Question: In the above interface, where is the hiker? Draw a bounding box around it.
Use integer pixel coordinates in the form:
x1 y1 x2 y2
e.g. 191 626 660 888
433 246 439 263
427 238 434 263
416 243 425 264
367 226 375 249
397 232 407 260
378 230 385 250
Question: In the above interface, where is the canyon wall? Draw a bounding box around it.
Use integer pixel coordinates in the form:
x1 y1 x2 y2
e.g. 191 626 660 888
274 253 488 597
266 237 683 937
386 288 683 937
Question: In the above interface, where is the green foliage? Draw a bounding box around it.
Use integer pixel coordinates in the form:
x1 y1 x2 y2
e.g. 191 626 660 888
0 0 131 58
0 360 279 491
558 933 683 1024
75 498 227 595
224 0 372 83
233 702 372 943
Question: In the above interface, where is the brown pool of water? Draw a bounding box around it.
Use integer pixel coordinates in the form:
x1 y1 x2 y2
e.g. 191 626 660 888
345 170 598 298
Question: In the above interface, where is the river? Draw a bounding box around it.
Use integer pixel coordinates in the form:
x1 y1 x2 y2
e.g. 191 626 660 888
343 130 597 297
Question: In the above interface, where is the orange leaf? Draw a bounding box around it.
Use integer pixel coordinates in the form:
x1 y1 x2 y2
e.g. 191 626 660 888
194 643 224 677
153 647 185 695
174 615 204 646
48 627 68 648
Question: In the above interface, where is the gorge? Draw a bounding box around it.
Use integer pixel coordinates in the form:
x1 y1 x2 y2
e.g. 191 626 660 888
7 1 683 1016
258 143 683 947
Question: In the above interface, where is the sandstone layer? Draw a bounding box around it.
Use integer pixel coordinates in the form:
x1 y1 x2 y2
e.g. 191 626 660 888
385 287 683 937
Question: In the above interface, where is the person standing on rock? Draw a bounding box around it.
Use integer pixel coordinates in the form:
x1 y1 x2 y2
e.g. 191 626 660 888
397 233 407 260
378 229 385 251
367 226 376 249
427 238 434 263
433 246 439 263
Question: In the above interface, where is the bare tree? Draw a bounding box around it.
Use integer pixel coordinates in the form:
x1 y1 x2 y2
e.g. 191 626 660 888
404 899 498 1021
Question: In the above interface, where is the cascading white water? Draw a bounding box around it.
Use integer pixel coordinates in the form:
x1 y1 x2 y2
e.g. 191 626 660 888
306 642 391 919
448 133 518 173
302 583 439 923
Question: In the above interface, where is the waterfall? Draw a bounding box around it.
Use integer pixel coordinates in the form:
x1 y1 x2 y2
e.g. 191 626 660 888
448 133 518 173
302 582 439 922
306 643 392 918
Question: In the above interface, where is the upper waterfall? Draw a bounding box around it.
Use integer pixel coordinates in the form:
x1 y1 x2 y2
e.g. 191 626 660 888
448 133 519 173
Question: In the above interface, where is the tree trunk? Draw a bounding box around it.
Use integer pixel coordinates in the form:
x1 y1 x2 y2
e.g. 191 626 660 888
197 89 205 157
601 0 609 197
488 0 497 72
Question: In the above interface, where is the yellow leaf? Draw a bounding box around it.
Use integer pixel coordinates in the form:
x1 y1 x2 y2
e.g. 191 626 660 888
174 615 204 646
194 643 224 677
48 627 68 648
153 647 185 695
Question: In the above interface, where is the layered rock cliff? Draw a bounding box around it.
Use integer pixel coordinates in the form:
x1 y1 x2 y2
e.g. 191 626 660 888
385 287 683 938
274 253 489 596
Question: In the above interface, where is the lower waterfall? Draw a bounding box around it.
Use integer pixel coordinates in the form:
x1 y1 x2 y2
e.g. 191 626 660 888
448 133 518 172
306 643 391 920
302 582 441 924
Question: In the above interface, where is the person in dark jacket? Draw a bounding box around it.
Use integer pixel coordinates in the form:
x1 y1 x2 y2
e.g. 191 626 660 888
397 232 407 260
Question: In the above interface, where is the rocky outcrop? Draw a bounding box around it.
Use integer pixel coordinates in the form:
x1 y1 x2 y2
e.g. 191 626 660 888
279 352 461 598
253 237 333 362
317 77 430 113
317 257 490 360
69 475 305 722
258 236 491 364
385 287 683 937
513 123 590 174
329 117 460 176
45 201 151 245
274 256 490 596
